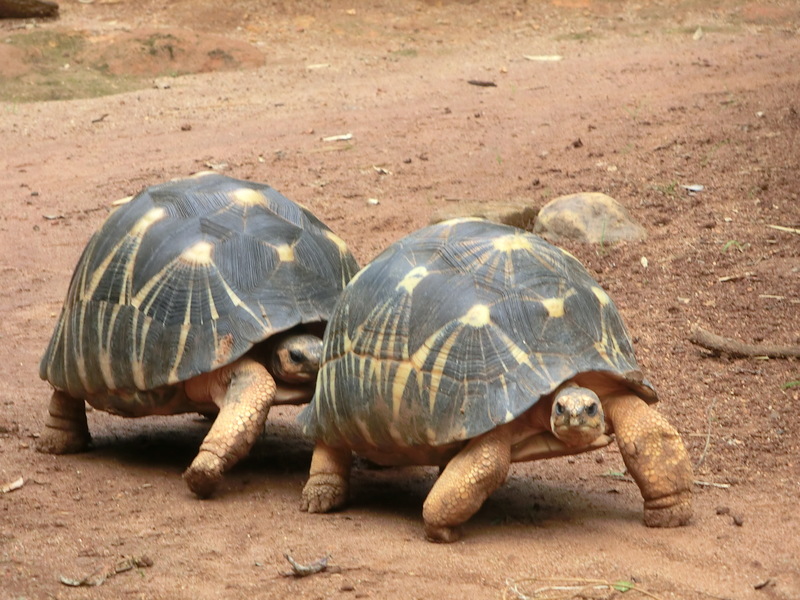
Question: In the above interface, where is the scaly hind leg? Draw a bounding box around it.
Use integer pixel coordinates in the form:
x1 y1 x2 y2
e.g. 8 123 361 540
37 390 91 454
422 426 512 543
182 357 275 498
300 441 352 513
604 393 693 527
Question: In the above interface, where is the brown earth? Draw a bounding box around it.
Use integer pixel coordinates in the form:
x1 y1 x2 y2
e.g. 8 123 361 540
1 1 799 599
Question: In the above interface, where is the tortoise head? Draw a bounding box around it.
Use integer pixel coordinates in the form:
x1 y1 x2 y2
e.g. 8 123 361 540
268 333 323 384
550 385 606 448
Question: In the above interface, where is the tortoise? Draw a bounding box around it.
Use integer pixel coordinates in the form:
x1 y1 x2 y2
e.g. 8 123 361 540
38 172 360 498
298 217 693 542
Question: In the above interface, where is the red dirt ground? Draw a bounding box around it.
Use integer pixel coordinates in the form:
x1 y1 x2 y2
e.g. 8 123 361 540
1 1 798 599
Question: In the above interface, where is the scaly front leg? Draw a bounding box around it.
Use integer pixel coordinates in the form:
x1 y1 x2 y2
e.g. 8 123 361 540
604 393 693 527
422 426 512 543
183 357 275 498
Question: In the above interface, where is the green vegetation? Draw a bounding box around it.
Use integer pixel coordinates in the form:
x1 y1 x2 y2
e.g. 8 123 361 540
389 48 418 58
653 180 679 197
1 31 142 102
721 240 749 253
555 30 599 42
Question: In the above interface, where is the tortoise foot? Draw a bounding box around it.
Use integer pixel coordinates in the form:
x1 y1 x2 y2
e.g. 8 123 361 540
37 391 90 454
301 473 349 513
183 450 224 498
37 426 91 454
301 441 351 513
644 491 692 527
424 523 463 543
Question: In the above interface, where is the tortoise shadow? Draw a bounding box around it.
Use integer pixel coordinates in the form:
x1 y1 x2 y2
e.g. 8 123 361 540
81 414 640 529
337 459 641 535
81 411 315 483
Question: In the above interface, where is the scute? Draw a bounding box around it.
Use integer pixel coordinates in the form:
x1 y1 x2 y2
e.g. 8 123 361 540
299 218 653 451
40 173 360 398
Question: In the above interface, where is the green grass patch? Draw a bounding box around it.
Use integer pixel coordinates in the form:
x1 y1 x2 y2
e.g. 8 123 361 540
554 30 599 42
721 240 749 253
653 181 679 197
389 47 418 58
1 30 145 102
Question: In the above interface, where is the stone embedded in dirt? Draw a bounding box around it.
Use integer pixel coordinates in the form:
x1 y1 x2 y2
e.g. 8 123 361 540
429 202 538 231
533 192 648 244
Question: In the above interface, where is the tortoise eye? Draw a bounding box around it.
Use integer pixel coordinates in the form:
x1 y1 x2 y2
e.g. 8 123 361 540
586 403 598 417
554 401 565 416
289 349 306 363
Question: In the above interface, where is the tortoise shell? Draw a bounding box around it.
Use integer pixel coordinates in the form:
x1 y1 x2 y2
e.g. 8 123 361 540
299 218 655 451
40 172 359 401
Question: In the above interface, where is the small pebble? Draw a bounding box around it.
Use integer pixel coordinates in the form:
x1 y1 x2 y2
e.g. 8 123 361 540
715 506 730 515
733 515 744 526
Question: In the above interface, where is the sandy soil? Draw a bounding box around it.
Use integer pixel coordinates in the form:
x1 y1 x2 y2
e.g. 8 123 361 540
1 1 799 599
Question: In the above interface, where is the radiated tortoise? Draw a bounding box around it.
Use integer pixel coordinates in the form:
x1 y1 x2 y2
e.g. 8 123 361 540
39 172 359 497
299 218 693 542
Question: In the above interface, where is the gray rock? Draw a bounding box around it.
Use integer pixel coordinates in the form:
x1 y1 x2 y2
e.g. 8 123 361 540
533 192 647 243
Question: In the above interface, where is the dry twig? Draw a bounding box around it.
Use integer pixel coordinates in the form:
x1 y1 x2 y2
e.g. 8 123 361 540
503 576 664 600
280 553 333 578
695 396 719 470
60 555 153 587
1 477 24 493
600 470 729 489
689 326 800 359
0 0 58 18
767 224 800 235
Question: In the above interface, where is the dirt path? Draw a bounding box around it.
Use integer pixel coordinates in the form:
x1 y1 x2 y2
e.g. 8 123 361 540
1 1 798 599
